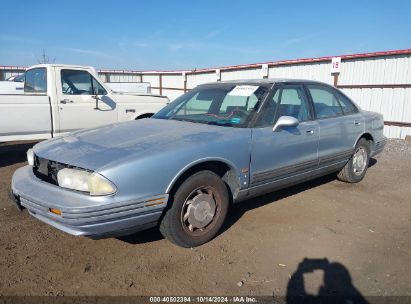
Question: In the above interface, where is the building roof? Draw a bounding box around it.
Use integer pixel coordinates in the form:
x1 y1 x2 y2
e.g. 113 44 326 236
199 78 331 86
1 48 410 74
98 48 411 74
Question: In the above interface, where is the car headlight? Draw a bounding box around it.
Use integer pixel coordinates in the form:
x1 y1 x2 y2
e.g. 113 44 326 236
57 168 116 196
27 149 34 166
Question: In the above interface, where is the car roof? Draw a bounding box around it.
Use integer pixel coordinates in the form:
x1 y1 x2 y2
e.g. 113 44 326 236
199 78 333 87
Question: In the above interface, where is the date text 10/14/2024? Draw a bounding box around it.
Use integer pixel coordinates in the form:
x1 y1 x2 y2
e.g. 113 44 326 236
149 297 257 303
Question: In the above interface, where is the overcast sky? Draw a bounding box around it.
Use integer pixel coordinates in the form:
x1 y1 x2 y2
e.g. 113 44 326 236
1 0 410 70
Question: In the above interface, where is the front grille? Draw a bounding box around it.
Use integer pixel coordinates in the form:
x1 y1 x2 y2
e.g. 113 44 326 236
33 155 68 185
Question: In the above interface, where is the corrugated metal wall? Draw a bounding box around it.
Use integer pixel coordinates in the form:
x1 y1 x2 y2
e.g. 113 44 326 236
2 49 410 138
269 62 331 83
343 87 411 138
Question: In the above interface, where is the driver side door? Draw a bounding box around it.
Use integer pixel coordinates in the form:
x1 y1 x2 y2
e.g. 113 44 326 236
56 68 117 135
249 84 319 196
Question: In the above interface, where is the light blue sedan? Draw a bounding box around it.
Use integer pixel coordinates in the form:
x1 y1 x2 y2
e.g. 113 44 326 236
11 79 387 247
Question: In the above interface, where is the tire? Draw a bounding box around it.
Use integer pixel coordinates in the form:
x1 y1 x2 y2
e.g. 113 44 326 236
135 114 153 120
337 138 371 183
159 170 229 248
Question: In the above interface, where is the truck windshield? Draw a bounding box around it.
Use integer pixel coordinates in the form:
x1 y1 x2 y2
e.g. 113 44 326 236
153 84 269 127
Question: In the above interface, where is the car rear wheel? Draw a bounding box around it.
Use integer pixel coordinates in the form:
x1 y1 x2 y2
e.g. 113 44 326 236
337 138 371 183
159 170 229 248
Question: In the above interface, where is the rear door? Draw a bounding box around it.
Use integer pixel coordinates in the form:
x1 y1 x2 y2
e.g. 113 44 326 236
249 83 319 194
55 68 117 134
335 90 365 142
305 84 363 169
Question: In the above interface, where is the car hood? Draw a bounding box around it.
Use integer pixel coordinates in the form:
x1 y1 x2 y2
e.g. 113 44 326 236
33 119 238 171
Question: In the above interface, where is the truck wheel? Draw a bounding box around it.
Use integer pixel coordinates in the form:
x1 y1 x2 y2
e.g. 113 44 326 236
159 170 229 248
337 138 371 183
135 113 153 119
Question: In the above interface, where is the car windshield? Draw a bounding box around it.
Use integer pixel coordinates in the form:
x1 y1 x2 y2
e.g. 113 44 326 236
153 84 269 127
14 73 25 82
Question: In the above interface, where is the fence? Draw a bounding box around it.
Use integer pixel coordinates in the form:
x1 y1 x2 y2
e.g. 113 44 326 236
1 48 410 138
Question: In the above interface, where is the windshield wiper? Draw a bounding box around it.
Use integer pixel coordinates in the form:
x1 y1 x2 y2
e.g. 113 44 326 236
171 118 207 124
171 118 233 126
207 121 234 127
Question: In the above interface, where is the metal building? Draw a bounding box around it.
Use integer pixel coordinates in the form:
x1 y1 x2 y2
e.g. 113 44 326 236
1 48 410 138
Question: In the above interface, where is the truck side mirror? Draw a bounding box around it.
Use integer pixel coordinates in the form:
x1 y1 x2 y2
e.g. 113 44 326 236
92 89 100 110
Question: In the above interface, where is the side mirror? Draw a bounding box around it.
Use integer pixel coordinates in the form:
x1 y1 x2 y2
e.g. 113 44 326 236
92 94 100 110
273 116 299 132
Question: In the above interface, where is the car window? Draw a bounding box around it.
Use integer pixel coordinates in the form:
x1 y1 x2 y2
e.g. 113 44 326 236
256 85 310 126
173 87 263 117
14 73 25 82
337 92 358 115
92 77 107 95
153 85 269 128
307 85 343 119
219 92 260 113
277 87 310 121
174 91 214 115
24 68 47 93
61 69 107 95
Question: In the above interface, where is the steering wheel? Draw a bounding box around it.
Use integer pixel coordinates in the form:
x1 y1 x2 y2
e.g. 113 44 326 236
231 108 249 119
63 86 73 94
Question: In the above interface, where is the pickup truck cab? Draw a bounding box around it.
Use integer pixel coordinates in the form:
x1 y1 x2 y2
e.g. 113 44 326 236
0 64 169 142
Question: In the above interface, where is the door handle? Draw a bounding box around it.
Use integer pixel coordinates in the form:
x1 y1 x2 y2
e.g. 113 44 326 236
60 99 73 104
306 130 314 135
354 121 361 126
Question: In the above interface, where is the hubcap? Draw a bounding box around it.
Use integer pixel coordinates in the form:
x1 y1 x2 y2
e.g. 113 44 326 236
181 187 218 234
352 147 368 176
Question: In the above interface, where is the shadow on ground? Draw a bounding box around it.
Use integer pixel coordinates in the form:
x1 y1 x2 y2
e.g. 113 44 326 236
0 141 37 167
118 227 164 244
286 258 368 303
221 158 377 234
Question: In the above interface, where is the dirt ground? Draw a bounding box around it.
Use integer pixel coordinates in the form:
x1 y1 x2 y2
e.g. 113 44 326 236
0 140 410 298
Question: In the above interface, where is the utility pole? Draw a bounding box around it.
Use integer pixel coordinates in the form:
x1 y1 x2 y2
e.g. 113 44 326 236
38 49 55 64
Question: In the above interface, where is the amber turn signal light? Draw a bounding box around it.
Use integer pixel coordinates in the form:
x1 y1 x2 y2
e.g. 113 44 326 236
49 208 62 216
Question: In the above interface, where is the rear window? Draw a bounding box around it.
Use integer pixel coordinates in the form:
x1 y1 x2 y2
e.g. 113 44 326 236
24 68 47 93
337 92 358 115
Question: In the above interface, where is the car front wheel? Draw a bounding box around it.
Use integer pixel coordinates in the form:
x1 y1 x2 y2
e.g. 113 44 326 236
159 170 229 248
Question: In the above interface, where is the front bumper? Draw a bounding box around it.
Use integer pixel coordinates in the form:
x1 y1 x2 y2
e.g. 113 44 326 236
11 166 168 238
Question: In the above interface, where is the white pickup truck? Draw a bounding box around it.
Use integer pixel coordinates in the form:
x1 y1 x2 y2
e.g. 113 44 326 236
0 64 169 142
